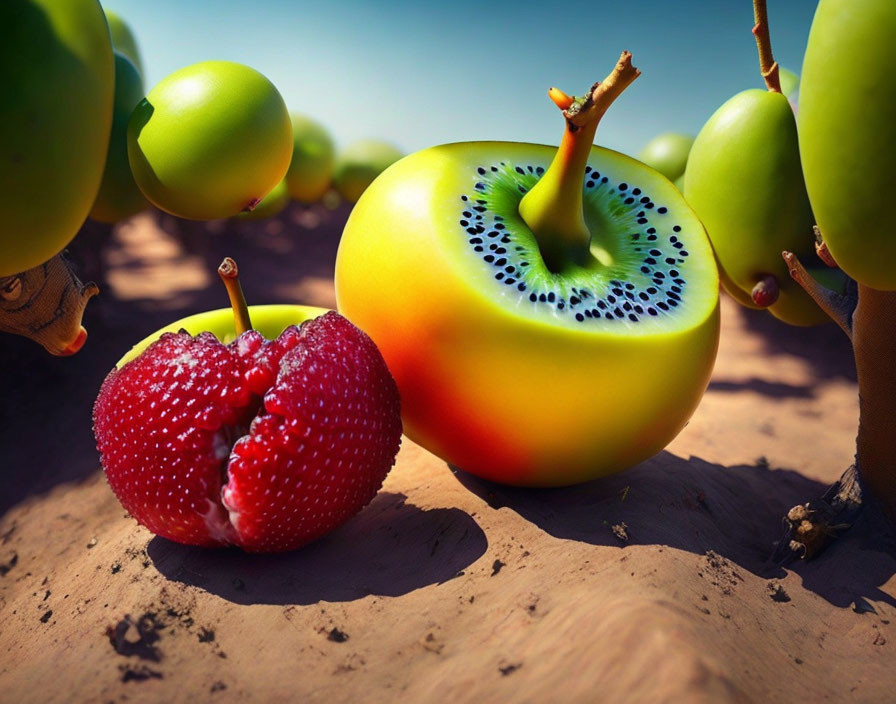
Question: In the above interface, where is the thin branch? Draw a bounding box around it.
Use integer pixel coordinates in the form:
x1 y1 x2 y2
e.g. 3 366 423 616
563 51 641 128
752 0 782 93
782 251 856 338
812 226 838 267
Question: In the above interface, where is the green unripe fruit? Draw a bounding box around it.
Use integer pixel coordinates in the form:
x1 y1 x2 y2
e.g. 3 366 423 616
237 178 288 221
103 9 142 74
90 52 147 224
778 67 799 99
637 133 694 182
0 0 114 277
285 114 334 203
333 139 403 204
685 89 837 326
127 61 292 220
799 0 896 290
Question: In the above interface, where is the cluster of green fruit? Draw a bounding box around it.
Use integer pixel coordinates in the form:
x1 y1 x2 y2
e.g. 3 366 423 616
0 0 402 353
1 0 405 274
636 1 893 329
98 12 406 224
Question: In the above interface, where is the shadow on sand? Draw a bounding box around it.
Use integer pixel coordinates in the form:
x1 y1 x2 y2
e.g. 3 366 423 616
147 491 488 606
452 450 896 610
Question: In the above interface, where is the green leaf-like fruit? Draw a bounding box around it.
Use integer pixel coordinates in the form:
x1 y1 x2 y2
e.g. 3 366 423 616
336 141 719 486
90 52 148 224
637 133 694 182
799 0 896 290
684 89 844 325
127 61 292 220
0 0 114 276
285 114 334 203
103 8 142 75
333 139 403 203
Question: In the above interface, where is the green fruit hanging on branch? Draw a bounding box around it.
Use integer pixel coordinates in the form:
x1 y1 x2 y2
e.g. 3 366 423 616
684 90 846 325
333 139 403 203
0 0 114 277
799 0 896 290
285 114 335 203
103 8 143 74
637 133 693 183
89 52 148 224
336 53 720 487
127 61 292 220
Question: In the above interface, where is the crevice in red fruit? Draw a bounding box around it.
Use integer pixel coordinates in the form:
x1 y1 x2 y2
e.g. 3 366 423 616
213 419 253 479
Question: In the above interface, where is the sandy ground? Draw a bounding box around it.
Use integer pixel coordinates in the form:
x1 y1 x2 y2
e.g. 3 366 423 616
0 205 893 703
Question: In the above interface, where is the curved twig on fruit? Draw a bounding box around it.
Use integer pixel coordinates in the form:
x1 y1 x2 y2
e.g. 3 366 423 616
781 250 856 337
752 0 782 93
518 52 641 271
217 257 253 334
813 227 838 268
563 51 642 129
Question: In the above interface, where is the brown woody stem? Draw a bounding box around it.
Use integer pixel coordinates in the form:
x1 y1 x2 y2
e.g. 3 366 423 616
782 251 856 338
852 284 896 522
776 256 896 558
752 0 782 93
217 257 253 334
563 51 642 129
518 52 641 271
813 227 838 268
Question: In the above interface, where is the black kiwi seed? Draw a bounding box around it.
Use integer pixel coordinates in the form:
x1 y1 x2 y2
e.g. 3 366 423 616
458 162 692 324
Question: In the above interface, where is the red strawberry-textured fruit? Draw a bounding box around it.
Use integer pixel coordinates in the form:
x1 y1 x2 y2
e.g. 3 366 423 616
93 311 402 552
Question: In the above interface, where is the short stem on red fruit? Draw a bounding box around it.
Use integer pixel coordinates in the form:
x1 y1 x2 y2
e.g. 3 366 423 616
217 257 253 334
518 51 641 272
752 0 782 93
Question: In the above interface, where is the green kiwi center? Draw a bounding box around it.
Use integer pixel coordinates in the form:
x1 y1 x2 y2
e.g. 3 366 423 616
459 161 693 327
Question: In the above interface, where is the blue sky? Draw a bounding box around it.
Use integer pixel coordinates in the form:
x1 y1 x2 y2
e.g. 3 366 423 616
102 1 818 157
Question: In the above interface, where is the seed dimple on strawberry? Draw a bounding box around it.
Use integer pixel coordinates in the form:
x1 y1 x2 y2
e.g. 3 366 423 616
93 311 402 552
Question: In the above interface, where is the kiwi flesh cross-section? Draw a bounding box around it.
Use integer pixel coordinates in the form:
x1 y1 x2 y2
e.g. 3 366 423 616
336 54 720 486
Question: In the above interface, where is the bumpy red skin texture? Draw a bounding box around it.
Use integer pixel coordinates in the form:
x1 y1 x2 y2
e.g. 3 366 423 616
225 314 404 551
93 312 402 552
